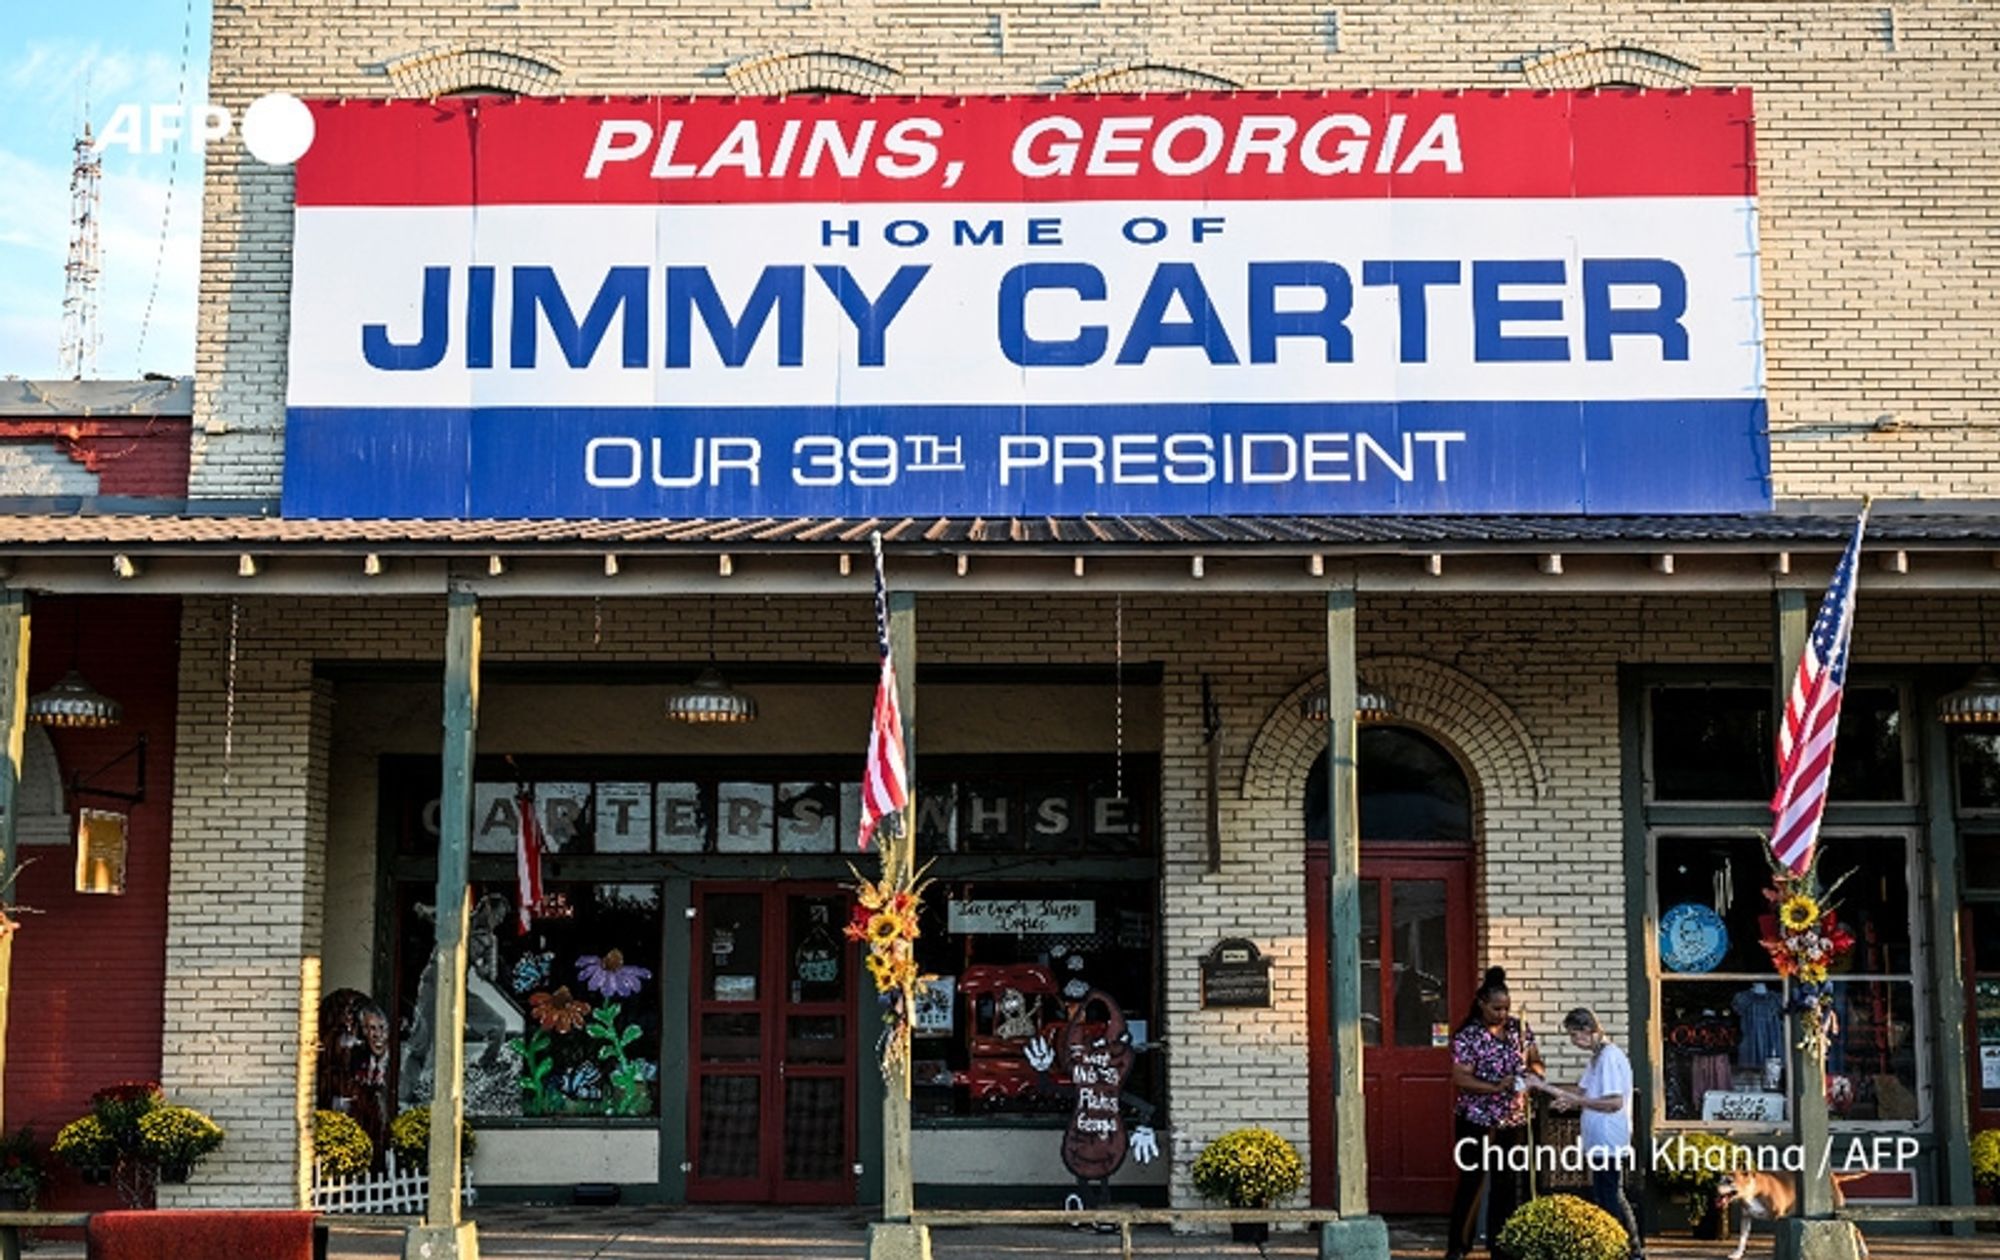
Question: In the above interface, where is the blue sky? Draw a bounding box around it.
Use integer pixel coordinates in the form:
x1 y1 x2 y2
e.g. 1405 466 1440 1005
2 1 209 380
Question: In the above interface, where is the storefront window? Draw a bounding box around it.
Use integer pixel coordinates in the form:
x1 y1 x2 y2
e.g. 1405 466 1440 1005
394 880 664 1119
392 761 1148 857
1651 831 1918 1125
1649 685 1907 804
1961 824 2000 1120
908 880 1159 1123
1956 733 2000 813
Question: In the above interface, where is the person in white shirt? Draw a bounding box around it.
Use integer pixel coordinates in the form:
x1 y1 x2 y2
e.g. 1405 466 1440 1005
1538 1007 1644 1260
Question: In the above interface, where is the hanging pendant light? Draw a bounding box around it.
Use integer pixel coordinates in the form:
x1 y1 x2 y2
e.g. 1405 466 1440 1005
1303 677 1397 724
665 666 758 724
28 602 122 728
27 669 123 728
1937 667 2000 727
666 597 757 724
1940 597 2000 726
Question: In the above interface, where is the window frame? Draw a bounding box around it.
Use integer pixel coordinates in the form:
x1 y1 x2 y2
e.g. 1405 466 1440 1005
1631 668 1930 1138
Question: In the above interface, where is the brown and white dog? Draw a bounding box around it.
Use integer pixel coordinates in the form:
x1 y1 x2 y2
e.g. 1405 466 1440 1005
1715 1171 1868 1260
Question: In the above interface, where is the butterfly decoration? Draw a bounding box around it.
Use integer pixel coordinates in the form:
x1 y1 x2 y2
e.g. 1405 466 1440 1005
511 951 555 994
559 1062 604 1101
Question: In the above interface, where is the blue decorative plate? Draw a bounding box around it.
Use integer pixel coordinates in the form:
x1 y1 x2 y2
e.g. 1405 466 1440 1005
1659 903 1729 973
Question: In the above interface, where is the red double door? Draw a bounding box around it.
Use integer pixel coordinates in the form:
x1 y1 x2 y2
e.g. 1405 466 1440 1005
688 883 859 1203
1307 846 1475 1214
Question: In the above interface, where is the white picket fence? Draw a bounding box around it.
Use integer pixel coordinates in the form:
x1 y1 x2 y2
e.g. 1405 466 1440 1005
311 1149 477 1215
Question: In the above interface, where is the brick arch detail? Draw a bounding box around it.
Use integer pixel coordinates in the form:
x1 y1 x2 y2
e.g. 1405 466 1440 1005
725 49 903 96
1520 43 1700 89
380 44 565 96
1238 654 1546 819
1063 61 1243 93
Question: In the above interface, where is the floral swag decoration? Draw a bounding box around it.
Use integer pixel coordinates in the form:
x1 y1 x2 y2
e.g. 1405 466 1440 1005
845 850 932 1082
1758 848 1855 1060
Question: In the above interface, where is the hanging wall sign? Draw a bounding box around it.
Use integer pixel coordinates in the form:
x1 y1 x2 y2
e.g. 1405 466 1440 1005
947 899 1095 935
1200 938 1273 1008
74 808 128 895
282 91 1768 519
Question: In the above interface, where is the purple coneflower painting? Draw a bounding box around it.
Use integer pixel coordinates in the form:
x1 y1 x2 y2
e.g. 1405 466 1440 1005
577 948 652 998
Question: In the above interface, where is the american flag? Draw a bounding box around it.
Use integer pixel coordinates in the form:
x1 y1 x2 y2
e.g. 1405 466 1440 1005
857 535 908 849
515 788 544 934
1769 506 1870 875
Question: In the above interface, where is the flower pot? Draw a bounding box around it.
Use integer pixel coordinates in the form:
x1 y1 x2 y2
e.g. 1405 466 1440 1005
1231 1220 1270 1245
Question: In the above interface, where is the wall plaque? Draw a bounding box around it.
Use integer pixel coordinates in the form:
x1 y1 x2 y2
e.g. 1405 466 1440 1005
1200 937 1273 1009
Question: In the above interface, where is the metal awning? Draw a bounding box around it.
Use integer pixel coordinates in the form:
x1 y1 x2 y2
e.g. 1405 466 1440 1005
1 507 1995 596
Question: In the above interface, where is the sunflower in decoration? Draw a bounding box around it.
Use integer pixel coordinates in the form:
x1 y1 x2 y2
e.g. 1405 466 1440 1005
847 858 935 1081
1759 846 1856 1061
1778 894 1820 933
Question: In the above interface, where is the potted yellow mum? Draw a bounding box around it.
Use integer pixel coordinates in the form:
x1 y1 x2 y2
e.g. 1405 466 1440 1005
1190 1127 1305 1245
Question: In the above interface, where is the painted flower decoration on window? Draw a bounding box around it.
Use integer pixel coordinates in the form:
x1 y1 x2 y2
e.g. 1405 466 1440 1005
529 986 592 1034
577 948 653 999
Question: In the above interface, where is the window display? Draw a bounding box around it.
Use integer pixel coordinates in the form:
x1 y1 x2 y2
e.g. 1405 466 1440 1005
394 880 663 1118
1651 831 1917 1124
909 880 1160 1124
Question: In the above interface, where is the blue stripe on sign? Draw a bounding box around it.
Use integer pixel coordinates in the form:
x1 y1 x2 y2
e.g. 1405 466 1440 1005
281 400 1771 519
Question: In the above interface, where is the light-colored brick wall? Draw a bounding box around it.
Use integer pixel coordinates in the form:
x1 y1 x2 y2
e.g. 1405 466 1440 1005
162 601 332 1207
193 2 2000 500
162 585 1974 1205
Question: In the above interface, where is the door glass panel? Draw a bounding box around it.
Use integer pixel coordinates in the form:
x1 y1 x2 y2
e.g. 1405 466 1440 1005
787 1015 846 1064
704 893 763 1003
700 1012 761 1063
789 896 847 1004
1974 904 2000 1113
1391 880 1448 1047
698 1076 761 1179
1360 878 1381 1047
783 1076 846 1182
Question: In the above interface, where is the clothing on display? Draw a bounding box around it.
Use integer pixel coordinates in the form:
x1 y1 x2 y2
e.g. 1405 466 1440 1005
1732 984 1785 1070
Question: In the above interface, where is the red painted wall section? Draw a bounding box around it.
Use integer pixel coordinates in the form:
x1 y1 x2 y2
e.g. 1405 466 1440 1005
0 418 193 497
9 596 179 1208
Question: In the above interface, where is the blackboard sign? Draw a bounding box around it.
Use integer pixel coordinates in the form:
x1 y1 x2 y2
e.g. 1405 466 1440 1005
1200 938 1273 1009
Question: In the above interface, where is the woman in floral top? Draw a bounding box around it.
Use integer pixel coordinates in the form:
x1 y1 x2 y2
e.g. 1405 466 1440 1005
1445 967 1544 1260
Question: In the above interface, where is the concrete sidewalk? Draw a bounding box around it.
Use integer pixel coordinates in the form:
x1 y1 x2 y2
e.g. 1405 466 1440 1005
18 1208 2000 1259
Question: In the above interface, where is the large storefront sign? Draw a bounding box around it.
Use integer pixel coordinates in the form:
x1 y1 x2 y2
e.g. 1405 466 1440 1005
283 91 1768 519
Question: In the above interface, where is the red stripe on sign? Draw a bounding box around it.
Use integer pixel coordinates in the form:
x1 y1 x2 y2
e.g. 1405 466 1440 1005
294 90 1756 207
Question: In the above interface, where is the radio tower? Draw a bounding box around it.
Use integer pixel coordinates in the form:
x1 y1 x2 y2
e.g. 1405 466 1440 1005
59 121 103 380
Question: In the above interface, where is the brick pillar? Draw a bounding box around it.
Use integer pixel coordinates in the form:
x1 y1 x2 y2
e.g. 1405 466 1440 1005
160 598 331 1207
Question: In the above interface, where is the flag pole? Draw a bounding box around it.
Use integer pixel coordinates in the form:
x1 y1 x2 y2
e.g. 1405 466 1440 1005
867 533 930 1260
1769 501 1870 1260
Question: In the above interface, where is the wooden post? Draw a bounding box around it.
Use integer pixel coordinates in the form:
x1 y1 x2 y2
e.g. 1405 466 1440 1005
1319 584 1390 1260
1324 586 1369 1217
1772 587 1860 1260
404 588 481 1260
869 589 930 1260
1772 587 1837 1218
0 593 26 1260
